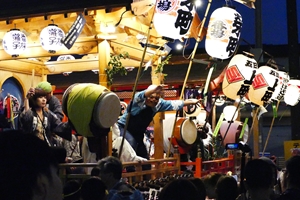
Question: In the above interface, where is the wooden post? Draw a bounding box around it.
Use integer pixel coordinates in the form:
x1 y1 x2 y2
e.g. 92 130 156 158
97 39 111 156
152 58 165 159
252 108 259 158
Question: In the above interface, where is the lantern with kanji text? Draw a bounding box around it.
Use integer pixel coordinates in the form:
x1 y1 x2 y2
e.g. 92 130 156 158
222 52 258 101
153 0 196 41
248 66 279 106
2 29 27 57
40 24 65 53
205 6 242 60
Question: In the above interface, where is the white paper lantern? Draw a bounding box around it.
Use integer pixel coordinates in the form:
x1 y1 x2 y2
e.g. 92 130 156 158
153 0 195 41
40 24 65 53
270 71 289 102
2 29 27 57
205 6 242 60
222 52 258 100
223 105 238 121
284 79 300 106
248 66 279 106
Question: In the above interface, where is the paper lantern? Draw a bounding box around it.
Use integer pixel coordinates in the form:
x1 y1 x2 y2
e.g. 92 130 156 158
284 80 300 106
40 24 65 53
153 0 195 41
222 52 258 100
223 105 238 122
270 71 289 102
205 6 242 60
57 55 75 61
248 66 279 106
2 29 27 57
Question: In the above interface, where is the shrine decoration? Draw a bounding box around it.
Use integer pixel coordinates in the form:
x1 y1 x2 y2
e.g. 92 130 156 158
153 0 196 41
40 23 65 53
205 6 242 60
284 79 300 106
222 52 258 100
2 29 27 57
248 66 279 106
269 71 289 102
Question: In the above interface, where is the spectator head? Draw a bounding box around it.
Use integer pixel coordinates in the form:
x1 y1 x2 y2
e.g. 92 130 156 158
81 177 107 200
216 175 238 200
91 166 101 177
63 180 81 200
244 159 274 190
202 172 224 199
98 156 123 189
159 178 202 200
259 156 279 184
0 130 62 200
284 155 300 188
189 177 207 200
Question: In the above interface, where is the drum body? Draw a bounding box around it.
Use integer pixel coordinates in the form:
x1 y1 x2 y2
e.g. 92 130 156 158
173 118 197 148
62 83 120 137
219 121 242 146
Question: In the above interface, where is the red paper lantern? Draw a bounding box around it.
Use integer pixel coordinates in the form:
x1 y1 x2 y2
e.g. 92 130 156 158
222 52 258 100
248 66 279 106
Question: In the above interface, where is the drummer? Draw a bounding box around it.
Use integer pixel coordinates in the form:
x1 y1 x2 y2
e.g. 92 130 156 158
27 81 64 121
116 84 201 167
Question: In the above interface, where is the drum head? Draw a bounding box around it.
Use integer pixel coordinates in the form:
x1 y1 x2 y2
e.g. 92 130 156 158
62 83 78 116
180 119 197 145
93 92 121 128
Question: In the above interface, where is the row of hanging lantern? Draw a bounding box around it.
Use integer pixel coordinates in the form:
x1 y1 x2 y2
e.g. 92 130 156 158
221 52 300 107
203 4 300 107
2 21 65 57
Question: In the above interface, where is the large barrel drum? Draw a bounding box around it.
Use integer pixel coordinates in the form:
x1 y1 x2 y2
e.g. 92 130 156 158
163 116 197 153
62 83 120 137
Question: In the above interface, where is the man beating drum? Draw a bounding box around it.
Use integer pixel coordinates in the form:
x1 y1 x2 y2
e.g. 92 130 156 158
115 84 201 168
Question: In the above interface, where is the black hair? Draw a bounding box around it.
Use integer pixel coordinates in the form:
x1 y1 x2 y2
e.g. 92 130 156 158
29 88 48 108
159 178 201 200
81 177 107 200
0 130 58 200
244 159 273 190
98 156 123 180
285 155 300 186
216 176 238 200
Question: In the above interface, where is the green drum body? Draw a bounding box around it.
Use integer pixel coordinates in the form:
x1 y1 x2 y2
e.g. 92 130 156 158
62 83 120 137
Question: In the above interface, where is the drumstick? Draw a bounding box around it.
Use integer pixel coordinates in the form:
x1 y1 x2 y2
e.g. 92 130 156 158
118 0 157 160
31 68 35 87
167 0 213 158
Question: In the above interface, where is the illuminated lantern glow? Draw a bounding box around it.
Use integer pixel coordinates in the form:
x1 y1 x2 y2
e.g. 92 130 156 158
223 105 238 122
222 52 258 100
205 6 242 60
284 80 300 106
248 66 279 106
57 55 75 61
40 24 65 53
269 71 289 102
2 29 27 57
153 0 195 41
